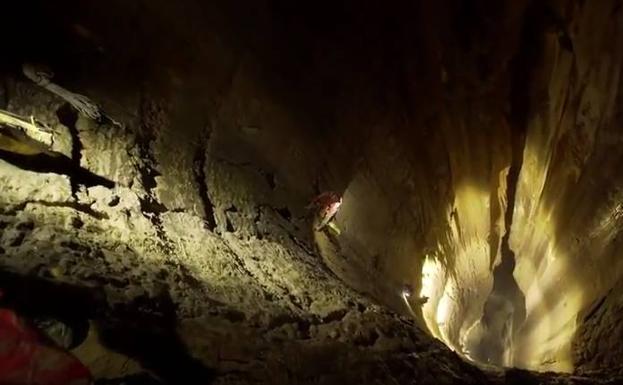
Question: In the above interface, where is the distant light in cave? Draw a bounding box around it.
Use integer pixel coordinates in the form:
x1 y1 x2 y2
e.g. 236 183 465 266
416 175 585 372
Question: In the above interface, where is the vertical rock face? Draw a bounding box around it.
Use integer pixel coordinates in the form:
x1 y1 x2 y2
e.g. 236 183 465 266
506 0 623 372
1 0 623 383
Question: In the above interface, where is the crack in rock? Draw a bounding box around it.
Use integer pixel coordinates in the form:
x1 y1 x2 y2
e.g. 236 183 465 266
136 96 171 250
193 141 217 231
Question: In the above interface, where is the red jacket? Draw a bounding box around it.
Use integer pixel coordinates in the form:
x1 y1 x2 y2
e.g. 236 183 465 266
0 308 91 385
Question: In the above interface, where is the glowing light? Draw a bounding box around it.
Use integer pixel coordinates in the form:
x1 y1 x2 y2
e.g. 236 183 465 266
419 255 438 299
416 170 585 372
506 136 584 372
436 289 453 345
419 255 446 340
417 185 494 355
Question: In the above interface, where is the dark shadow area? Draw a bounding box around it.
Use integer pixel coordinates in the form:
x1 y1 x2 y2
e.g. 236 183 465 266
56 102 85 197
96 293 216 384
504 368 545 385
0 149 115 189
472 251 526 366
0 268 99 335
0 269 215 384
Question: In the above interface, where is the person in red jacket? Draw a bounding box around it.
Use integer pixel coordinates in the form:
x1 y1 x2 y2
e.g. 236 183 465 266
307 191 343 233
0 307 92 385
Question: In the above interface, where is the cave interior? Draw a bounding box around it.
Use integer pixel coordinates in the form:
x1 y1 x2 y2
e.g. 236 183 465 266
1 0 623 384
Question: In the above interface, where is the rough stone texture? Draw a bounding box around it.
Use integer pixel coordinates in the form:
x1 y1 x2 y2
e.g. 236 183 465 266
573 279 623 376
1 0 623 384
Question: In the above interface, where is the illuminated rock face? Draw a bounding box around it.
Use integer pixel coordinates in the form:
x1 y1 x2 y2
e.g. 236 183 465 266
408 1 623 374
1 0 623 383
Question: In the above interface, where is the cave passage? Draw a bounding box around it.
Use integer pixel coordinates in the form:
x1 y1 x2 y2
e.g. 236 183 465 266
0 0 623 384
